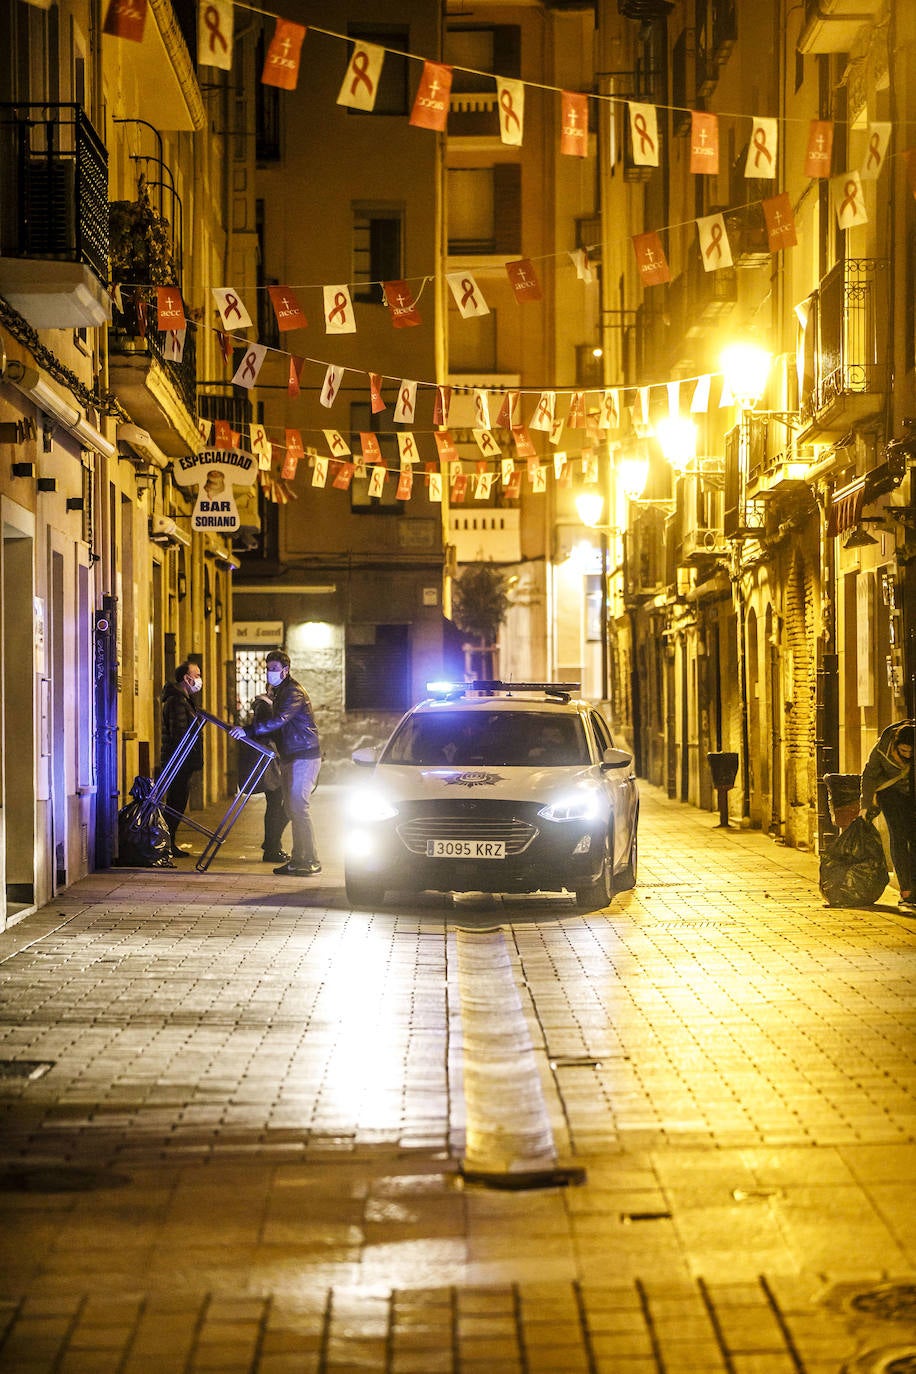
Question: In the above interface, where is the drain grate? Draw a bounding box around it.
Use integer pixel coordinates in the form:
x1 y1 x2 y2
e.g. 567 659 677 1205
620 1210 672 1223
850 1286 916 1324
0 1166 131 1193
0 1060 53 1081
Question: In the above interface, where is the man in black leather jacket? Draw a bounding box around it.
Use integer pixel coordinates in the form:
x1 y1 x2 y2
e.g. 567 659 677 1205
231 650 322 876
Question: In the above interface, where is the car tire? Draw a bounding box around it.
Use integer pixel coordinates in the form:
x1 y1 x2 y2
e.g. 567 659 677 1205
575 829 613 912
345 871 386 907
615 821 638 892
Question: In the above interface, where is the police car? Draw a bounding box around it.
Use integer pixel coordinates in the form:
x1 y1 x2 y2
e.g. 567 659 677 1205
344 681 639 909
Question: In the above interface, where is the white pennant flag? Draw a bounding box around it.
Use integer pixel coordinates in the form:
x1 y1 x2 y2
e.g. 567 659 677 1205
497 78 524 146
198 0 233 71
320 364 343 408
232 343 267 389
447 272 490 318
250 422 272 470
833 171 868 229
323 429 351 456
697 213 733 271
531 465 547 493
213 286 252 330
368 464 386 499
690 375 712 413
628 101 659 167
530 391 556 432
569 249 594 284
473 389 491 429
428 471 443 502
667 381 681 418
397 432 420 465
394 379 418 424
598 389 620 430
548 417 564 447
501 457 515 485
860 121 891 180
312 456 329 488
337 40 385 112
745 117 777 179
323 284 356 334
474 429 501 456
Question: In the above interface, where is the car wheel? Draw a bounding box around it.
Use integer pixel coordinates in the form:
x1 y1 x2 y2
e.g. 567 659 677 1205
575 829 613 912
615 820 638 892
345 870 386 907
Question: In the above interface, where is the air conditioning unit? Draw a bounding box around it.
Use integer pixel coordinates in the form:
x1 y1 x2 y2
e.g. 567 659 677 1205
149 514 190 547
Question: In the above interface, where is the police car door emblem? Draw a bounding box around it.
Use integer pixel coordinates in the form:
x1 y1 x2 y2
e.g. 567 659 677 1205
446 771 502 788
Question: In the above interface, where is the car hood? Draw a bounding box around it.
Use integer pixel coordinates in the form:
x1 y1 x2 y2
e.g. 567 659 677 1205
373 762 603 803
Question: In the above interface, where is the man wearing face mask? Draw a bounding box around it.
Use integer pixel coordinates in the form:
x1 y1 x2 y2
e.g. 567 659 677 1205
159 660 204 857
230 650 322 876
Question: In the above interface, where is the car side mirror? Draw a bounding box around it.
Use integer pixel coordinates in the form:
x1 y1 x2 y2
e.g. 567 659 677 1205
601 747 632 770
352 746 380 768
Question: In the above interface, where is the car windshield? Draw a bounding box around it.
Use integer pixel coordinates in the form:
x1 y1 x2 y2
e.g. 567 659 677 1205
382 710 591 767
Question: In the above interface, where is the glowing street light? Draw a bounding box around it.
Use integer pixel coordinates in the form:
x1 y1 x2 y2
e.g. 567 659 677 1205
573 491 609 701
618 452 650 500
720 341 772 409
655 416 698 471
575 491 604 528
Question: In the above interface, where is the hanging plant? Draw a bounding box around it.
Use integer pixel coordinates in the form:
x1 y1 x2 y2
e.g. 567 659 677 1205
108 180 177 286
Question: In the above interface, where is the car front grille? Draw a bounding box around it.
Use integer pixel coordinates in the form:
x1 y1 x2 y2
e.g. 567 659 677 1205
397 815 538 856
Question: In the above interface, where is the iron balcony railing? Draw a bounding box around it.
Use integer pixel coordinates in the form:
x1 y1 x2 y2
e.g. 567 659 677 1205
799 257 889 429
0 103 108 281
112 292 198 420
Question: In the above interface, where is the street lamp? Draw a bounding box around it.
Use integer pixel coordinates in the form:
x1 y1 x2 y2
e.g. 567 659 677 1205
655 416 698 472
575 491 610 701
720 341 772 410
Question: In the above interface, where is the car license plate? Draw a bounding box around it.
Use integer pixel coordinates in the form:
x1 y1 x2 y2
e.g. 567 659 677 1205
427 838 506 859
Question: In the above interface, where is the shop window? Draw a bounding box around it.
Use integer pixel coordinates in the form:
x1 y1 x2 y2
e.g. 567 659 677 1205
346 624 410 711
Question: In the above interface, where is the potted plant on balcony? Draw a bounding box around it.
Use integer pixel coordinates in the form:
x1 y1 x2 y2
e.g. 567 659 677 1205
109 177 177 289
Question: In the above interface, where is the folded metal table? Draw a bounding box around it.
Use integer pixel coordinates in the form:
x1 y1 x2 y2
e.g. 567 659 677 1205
148 708 276 872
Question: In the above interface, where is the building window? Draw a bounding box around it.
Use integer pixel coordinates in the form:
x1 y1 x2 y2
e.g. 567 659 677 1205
446 26 521 90
347 25 410 115
447 164 520 255
352 208 403 304
449 308 498 373
256 30 281 162
346 623 410 711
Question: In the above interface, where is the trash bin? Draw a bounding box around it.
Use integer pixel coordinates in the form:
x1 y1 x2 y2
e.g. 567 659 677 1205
823 773 861 831
707 751 739 828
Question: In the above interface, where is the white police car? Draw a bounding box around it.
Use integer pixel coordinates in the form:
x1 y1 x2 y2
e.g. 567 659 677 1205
344 681 638 909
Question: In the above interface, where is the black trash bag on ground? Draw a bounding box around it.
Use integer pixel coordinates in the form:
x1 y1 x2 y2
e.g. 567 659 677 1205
116 776 175 868
819 815 888 907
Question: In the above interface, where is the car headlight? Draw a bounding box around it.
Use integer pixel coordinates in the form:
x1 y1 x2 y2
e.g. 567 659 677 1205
346 787 399 823
538 788 603 823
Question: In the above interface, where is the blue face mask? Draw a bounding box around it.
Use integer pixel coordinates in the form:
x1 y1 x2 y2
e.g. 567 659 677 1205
266 669 283 687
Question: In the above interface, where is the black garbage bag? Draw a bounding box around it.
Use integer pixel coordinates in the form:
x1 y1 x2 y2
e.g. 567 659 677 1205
819 815 888 907
116 776 175 868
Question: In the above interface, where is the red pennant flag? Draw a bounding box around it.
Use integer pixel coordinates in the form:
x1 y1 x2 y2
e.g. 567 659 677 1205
214 420 233 450
496 391 518 428
762 192 798 251
288 355 304 397
566 392 586 429
434 431 459 462
396 468 413 500
451 472 468 503
560 91 588 157
383 280 422 328
285 428 305 462
217 329 233 364
360 432 383 463
333 462 354 490
689 112 719 175
504 468 522 499
632 231 670 286
268 285 307 331
369 373 386 413
103 0 147 41
156 286 185 332
511 425 536 458
409 61 452 132
804 120 833 178
281 451 300 482
262 20 306 91
506 259 542 302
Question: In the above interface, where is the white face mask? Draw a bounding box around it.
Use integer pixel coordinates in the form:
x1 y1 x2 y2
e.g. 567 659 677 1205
187 676 202 694
266 669 283 687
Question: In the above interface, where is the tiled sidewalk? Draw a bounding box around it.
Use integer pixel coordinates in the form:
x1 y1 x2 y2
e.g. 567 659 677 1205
0 783 914 1371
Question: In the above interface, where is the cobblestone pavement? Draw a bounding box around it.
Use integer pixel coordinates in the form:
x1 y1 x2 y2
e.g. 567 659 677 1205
0 781 915 1372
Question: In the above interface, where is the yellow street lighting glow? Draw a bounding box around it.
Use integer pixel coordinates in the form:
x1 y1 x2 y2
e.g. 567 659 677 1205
575 492 604 527
618 453 649 500
289 620 334 651
720 342 772 408
655 416 697 470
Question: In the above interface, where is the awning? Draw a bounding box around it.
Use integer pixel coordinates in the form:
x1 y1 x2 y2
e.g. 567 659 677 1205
826 476 866 537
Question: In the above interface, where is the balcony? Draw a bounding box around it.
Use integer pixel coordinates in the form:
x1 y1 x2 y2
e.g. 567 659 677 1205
798 0 877 54
747 427 816 499
673 471 726 564
799 258 889 437
450 508 521 564
0 103 109 328
724 417 768 539
625 507 668 600
108 292 199 458
447 92 500 141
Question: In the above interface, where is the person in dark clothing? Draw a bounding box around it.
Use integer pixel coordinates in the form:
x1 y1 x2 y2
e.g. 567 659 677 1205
236 692 290 863
159 660 203 856
861 719 915 910
230 650 321 876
